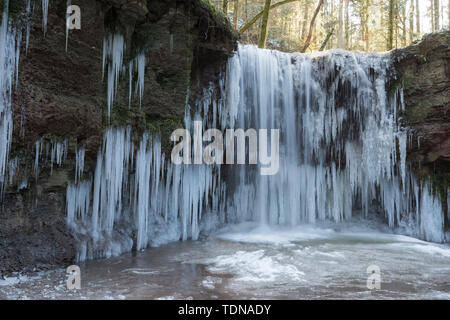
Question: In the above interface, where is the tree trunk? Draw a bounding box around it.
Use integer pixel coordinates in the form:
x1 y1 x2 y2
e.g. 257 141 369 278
239 0 299 34
409 0 414 42
258 0 272 48
364 0 369 51
434 0 440 30
448 0 450 28
319 27 335 51
345 0 350 49
401 2 407 46
223 0 229 14
387 0 394 50
301 0 310 42
416 0 420 35
233 0 239 29
300 0 325 52
337 0 344 48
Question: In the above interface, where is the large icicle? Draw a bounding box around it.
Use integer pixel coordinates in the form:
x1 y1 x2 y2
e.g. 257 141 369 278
102 33 125 119
65 0 71 51
135 53 146 107
0 1 19 193
42 0 49 36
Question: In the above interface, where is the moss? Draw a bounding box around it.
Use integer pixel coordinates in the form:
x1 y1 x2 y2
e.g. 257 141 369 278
145 117 184 154
200 0 226 21
390 75 416 95
417 171 450 204
405 101 431 123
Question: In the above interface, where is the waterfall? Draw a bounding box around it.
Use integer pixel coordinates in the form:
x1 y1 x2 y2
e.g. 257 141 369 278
216 45 445 241
66 45 447 261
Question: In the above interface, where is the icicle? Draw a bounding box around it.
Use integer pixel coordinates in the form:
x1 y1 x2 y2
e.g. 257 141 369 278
0 0 18 193
66 180 91 228
75 147 85 183
25 0 31 53
102 33 125 119
42 0 49 36
65 0 71 51
136 53 146 107
128 60 133 108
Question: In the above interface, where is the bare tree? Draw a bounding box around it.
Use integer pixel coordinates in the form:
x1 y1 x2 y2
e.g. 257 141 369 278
239 0 300 34
301 0 310 42
387 0 394 50
416 0 421 35
337 0 344 48
345 0 350 49
233 0 239 29
300 0 325 52
258 0 273 48
409 0 414 42
223 0 229 14
434 0 440 30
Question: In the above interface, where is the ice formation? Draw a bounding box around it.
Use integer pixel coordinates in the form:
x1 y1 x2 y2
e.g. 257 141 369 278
33 139 69 179
75 147 85 183
0 1 20 192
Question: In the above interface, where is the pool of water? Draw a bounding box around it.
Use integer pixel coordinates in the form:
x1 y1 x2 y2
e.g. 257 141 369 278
1 222 449 300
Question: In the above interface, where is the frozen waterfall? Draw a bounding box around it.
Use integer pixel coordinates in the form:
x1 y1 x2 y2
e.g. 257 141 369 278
66 45 447 262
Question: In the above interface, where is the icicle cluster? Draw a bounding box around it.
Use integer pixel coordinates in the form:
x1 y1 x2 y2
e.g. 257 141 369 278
67 126 223 261
127 53 146 108
103 33 148 115
33 139 69 180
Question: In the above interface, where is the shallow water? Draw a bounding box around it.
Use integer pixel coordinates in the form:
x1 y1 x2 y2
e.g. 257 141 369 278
1 222 449 300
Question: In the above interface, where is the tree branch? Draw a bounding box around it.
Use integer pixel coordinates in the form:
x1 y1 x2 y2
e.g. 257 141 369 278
239 0 300 34
300 0 324 53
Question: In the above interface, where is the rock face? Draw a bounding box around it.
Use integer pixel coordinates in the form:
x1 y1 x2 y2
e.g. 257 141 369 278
0 0 237 275
392 30 450 221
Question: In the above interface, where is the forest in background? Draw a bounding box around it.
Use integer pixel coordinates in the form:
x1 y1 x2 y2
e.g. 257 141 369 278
209 0 450 52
